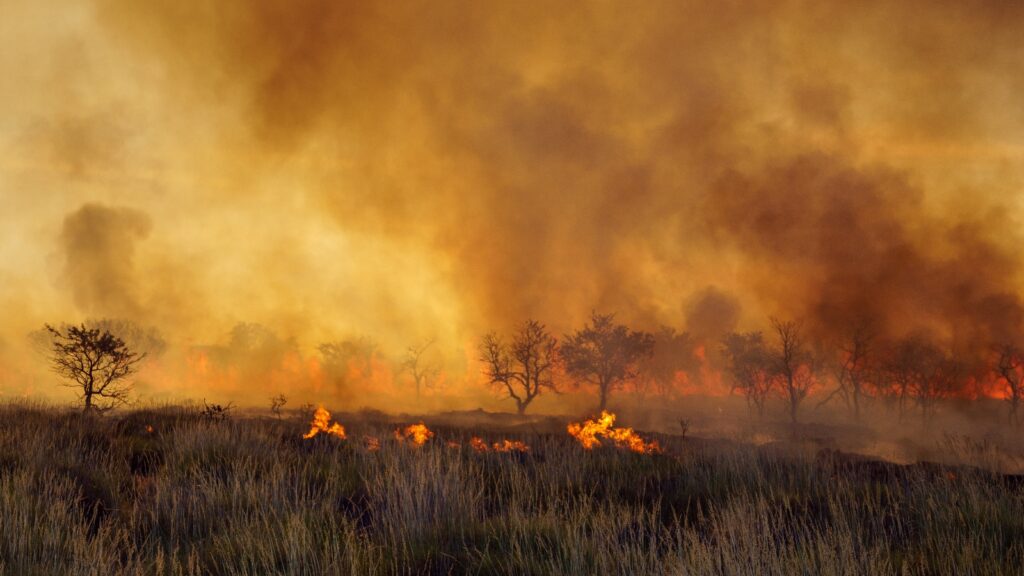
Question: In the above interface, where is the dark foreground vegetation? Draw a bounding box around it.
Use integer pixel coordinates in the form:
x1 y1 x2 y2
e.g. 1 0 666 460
1 404 1022 575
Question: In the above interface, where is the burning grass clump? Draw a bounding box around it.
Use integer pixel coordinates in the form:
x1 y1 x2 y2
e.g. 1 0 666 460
0 402 1022 574
568 410 662 454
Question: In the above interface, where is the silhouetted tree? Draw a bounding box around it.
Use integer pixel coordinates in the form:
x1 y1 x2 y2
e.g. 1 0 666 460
721 331 773 417
270 393 288 419
880 337 918 420
912 346 961 423
769 318 814 427
480 320 558 415
45 323 144 411
402 338 440 399
819 319 875 420
883 335 960 423
561 312 654 412
995 343 1024 426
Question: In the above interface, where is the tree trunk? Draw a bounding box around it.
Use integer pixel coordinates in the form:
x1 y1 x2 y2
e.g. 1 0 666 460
598 384 608 412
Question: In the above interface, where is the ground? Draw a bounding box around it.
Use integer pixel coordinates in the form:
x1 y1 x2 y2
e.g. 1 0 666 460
0 403 1022 575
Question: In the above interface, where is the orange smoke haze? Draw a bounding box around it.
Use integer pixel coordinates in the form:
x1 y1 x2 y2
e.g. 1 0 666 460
1 1 1024 410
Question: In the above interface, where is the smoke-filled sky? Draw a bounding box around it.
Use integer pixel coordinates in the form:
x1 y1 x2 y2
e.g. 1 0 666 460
2 0 1024 401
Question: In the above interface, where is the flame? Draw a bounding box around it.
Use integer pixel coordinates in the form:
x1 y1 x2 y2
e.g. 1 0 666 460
394 423 434 446
302 405 347 439
567 411 661 454
491 439 530 453
363 435 380 451
469 436 530 453
145 425 154 433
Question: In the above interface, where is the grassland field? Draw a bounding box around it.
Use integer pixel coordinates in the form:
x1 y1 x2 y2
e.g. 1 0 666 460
0 402 1022 575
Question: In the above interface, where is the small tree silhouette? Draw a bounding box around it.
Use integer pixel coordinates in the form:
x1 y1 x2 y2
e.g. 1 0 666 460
561 312 654 412
201 401 234 424
480 320 558 415
402 338 440 399
270 394 288 419
721 331 773 417
769 318 814 428
45 323 144 412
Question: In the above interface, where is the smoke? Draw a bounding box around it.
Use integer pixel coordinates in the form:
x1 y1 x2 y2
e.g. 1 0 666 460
1 0 1023 405
685 288 741 343
59 203 151 318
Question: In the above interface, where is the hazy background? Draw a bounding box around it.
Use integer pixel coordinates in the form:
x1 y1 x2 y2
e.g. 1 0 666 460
2 0 1023 414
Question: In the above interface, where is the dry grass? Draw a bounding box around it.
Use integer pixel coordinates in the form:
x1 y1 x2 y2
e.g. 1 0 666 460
0 403 1021 575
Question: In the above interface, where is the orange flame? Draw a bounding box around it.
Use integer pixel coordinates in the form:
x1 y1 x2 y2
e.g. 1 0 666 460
394 423 434 446
302 405 347 439
567 411 661 454
469 436 530 453
491 439 530 453
363 435 380 451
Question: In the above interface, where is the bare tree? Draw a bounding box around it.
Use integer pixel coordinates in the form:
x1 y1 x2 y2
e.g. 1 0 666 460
402 338 440 399
270 393 288 419
880 337 918 420
883 335 960 424
45 323 144 411
995 343 1024 426
480 320 558 415
201 400 234 424
912 346 961 423
819 319 875 420
769 318 814 427
721 331 773 417
561 312 655 412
